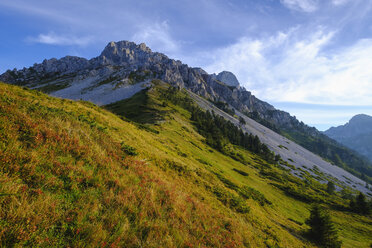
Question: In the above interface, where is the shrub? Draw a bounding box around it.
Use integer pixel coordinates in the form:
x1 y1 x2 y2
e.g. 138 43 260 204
121 142 138 156
232 168 249 177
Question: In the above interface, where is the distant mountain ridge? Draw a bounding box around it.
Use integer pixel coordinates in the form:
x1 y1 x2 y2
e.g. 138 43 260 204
1 40 372 183
325 114 372 162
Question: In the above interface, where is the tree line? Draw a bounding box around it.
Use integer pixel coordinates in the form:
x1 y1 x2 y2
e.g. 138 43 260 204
162 87 277 162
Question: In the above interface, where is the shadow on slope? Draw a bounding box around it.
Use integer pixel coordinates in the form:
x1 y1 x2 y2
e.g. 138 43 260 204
104 81 167 124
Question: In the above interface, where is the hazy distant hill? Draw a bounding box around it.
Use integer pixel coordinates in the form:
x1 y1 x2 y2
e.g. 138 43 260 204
325 114 372 163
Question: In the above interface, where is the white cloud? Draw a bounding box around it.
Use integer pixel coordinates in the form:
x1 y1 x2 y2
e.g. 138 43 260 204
132 21 179 55
27 33 93 46
0 0 81 25
331 0 351 6
203 28 372 106
280 0 318 12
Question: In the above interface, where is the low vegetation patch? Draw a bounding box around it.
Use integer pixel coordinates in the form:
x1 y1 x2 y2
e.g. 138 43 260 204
232 168 249 177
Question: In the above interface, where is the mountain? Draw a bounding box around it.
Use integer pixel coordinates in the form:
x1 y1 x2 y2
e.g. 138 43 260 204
2 40 372 185
1 81 372 247
325 114 372 163
0 40 274 111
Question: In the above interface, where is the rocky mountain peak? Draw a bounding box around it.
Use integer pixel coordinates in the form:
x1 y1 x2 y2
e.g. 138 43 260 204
98 40 156 66
212 71 240 87
102 40 152 55
349 114 372 124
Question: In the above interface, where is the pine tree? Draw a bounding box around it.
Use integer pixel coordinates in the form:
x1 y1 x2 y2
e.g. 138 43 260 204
326 181 335 194
356 192 370 215
306 204 341 248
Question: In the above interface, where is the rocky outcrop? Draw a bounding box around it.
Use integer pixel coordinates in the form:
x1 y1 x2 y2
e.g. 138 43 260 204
1 56 89 85
211 71 240 87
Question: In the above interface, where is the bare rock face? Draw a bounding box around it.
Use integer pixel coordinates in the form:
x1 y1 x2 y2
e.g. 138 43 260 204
40 56 90 74
97 41 154 66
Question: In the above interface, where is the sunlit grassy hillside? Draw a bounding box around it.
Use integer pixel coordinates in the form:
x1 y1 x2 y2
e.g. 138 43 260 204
0 81 371 247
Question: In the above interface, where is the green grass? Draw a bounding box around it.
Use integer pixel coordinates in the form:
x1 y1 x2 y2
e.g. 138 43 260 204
0 81 371 247
105 87 165 124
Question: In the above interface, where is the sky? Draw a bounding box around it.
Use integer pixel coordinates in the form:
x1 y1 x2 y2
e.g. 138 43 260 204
1 0 372 130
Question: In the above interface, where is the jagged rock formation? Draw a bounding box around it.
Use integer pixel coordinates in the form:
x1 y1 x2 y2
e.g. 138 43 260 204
325 114 372 162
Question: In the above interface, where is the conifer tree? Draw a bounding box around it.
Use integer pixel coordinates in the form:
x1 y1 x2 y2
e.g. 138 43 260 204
306 204 341 248
327 181 335 194
356 192 370 215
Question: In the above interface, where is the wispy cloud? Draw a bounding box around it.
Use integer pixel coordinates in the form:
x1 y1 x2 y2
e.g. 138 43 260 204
203 27 372 106
331 0 351 6
26 33 93 46
0 0 79 24
280 0 318 12
132 21 179 55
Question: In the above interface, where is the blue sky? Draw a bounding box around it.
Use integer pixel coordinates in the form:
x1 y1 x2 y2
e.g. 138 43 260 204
1 0 372 130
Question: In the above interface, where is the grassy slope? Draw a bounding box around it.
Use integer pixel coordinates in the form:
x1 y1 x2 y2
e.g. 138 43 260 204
0 82 371 247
